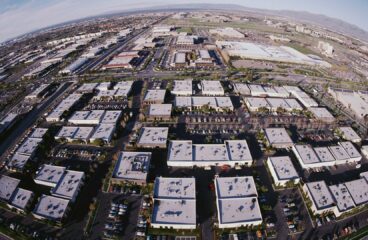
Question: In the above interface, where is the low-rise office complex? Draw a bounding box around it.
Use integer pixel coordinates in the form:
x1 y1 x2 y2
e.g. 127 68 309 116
111 151 151 186
167 140 253 167
137 127 168 148
266 156 300 187
151 177 196 229
215 176 262 228
264 128 293 149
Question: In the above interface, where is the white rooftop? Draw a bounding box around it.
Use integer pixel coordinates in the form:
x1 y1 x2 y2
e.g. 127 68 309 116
345 179 368 205
154 177 196 199
201 80 224 95
16 138 42 156
90 124 115 142
29 128 48 139
338 127 361 142
35 165 66 186
138 127 168 146
305 181 335 210
329 184 355 212
218 197 262 225
77 83 99 93
245 97 270 109
308 107 335 122
144 90 166 103
33 195 69 221
7 153 31 171
52 170 84 200
233 83 251 95
101 111 122 124
294 145 320 164
268 156 299 181
0 175 20 201
329 146 350 161
149 104 172 116
113 152 151 181
167 140 253 165
10 188 33 210
264 128 293 146
215 176 257 198
313 147 335 163
152 198 196 226
339 142 362 159
172 80 192 95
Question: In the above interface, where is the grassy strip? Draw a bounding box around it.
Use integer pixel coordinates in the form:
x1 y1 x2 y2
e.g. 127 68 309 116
342 224 368 240
0 225 31 240
84 201 100 235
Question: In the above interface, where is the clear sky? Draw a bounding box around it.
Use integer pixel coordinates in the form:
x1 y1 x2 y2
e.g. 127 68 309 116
0 0 367 42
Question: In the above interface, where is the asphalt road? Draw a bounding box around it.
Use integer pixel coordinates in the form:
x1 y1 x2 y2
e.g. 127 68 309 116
0 81 72 162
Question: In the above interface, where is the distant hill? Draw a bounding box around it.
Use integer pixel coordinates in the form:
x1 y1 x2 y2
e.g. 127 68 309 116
140 3 368 43
7 3 368 44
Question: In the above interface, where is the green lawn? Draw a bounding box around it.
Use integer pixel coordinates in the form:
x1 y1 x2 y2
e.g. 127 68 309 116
343 225 368 240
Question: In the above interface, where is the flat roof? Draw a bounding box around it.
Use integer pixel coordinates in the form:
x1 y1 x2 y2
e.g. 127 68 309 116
268 156 299 181
201 80 224 94
154 177 196 199
294 145 320 164
96 82 111 90
7 153 31 170
329 184 355 212
234 83 251 95
73 127 94 140
10 188 33 210
264 128 293 145
191 96 216 108
284 98 303 110
218 198 262 224
101 111 122 124
56 126 78 139
168 140 253 164
52 170 84 200
0 175 20 201
16 137 42 156
152 198 196 226
168 141 193 162
248 84 267 95
226 140 253 162
149 104 172 116
33 195 69 221
77 83 99 93
144 90 166 102
313 147 335 163
329 146 350 161
339 127 361 141
113 81 133 92
35 164 66 185
216 41 330 67
175 96 192 108
339 142 361 159
30 128 48 139
245 97 269 108
215 176 257 198
90 124 115 142
266 98 290 109
216 97 234 109
345 179 368 205
174 52 186 64
172 80 192 95
138 127 168 145
305 181 335 210
113 152 151 181
308 107 335 121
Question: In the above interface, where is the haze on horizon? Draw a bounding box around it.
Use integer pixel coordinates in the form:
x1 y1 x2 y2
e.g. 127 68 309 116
0 0 367 43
